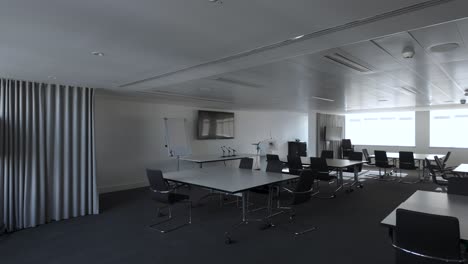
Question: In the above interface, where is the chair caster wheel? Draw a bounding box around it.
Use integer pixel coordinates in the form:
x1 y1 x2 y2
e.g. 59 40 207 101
225 237 232 244
358 185 363 189
346 189 354 193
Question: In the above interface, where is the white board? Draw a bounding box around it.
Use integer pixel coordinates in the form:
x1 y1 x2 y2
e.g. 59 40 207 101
164 118 192 157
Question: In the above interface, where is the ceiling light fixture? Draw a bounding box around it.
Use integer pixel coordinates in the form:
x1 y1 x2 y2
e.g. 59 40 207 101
291 35 304 40
47 76 56 80
378 99 389 102
91 51 104 56
310 96 334 102
444 100 454 103
209 0 223 3
399 86 419 95
324 53 372 73
429 42 460 53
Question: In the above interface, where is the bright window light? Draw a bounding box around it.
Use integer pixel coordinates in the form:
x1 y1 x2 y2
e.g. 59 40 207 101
430 109 468 148
345 111 415 146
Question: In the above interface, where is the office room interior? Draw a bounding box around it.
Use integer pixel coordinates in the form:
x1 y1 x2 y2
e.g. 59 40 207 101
2 0 468 263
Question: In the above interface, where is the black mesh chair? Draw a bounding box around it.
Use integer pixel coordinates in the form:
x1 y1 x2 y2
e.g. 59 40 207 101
426 158 449 190
398 151 419 184
146 169 191 233
287 155 303 175
309 157 339 198
266 154 280 162
321 150 334 159
448 178 468 196
275 169 318 236
346 151 363 173
362 149 375 166
249 160 284 212
239 158 254 169
341 139 354 158
374 150 396 181
435 156 461 180
392 208 465 264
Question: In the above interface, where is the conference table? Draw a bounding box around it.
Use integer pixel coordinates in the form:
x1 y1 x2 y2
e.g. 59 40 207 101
300 157 367 190
368 152 445 179
179 153 257 168
381 190 468 242
453 163 468 176
163 167 297 243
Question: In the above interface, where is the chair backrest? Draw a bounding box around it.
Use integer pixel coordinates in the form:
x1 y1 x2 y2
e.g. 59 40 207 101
448 178 468 196
287 155 303 175
443 151 452 165
266 154 280 162
321 150 334 159
292 170 316 205
362 149 372 163
239 158 253 169
434 156 445 172
399 151 415 170
426 158 445 186
347 152 363 172
374 150 389 167
266 160 284 173
309 157 329 173
341 139 352 149
146 169 170 203
394 208 462 263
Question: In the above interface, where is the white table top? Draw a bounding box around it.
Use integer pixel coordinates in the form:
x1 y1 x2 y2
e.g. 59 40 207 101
381 190 468 241
453 164 468 173
300 157 367 168
179 153 257 163
163 167 297 194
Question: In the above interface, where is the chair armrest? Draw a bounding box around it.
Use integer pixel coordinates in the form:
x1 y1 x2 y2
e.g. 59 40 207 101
282 187 317 195
149 184 185 194
391 243 466 263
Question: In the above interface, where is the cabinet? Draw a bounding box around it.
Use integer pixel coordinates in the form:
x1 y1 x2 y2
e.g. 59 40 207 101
288 141 307 158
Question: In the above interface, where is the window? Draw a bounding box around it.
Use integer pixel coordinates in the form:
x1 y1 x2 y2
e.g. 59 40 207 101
345 111 415 146
430 109 468 148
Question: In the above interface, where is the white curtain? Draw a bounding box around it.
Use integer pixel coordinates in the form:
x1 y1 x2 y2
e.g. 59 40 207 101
0 78 98 232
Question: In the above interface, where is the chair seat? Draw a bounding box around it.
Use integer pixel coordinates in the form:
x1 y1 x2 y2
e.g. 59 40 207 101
377 164 394 169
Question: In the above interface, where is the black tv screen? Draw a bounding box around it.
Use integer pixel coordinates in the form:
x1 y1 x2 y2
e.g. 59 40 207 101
325 126 342 141
197 110 234 139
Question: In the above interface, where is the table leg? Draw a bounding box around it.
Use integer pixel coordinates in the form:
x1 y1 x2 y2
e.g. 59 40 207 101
199 163 203 168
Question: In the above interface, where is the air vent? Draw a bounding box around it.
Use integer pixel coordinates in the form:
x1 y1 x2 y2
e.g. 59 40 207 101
211 77 263 88
399 86 419 95
137 90 234 104
120 0 453 88
324 53 373 73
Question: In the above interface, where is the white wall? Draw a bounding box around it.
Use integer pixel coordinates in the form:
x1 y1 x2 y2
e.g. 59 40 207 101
308 111 317 156
95 95 308 193
351 111 468 167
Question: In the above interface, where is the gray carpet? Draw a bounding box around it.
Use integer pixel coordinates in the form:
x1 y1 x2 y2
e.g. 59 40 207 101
0 172 439 264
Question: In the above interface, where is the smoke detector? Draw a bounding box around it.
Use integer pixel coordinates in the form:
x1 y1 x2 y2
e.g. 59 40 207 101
402 47 415 59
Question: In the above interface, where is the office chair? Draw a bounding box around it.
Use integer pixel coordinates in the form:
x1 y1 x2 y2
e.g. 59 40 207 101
345 151 363 173
374 150 396 181
239 158 254 169
275 169 318 236
448 178 468 196
392 208 465 264
248 160 284 212
341 139 354 158
309 157 339 199
434 156 461 180
146 169 191 233
398 151 419 184
287 155 304 175
321 150 334 159
266 154 280 162
362 149 374 165
426 158 449 191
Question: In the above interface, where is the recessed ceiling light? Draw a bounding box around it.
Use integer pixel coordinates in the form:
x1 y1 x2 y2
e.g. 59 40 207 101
291 35 304 40
378 99 389 102
429 42 460 53
310 96 334 102
91 51 104 56
209 0 222 3
47 76 56 80
444 100 454 103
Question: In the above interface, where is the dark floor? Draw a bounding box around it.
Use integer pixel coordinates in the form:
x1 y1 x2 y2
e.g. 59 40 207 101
0 172 439 264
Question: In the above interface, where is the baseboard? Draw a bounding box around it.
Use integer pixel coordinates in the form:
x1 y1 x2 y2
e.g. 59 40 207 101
98 181 148 194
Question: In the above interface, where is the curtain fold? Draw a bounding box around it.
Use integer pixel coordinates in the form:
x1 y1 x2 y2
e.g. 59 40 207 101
0 78 98 232
316 113 345 158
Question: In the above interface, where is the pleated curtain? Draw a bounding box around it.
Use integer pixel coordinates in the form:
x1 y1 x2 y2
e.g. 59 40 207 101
0 78 99 232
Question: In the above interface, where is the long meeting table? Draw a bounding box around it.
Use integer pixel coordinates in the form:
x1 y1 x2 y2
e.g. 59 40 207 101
163 166 298 243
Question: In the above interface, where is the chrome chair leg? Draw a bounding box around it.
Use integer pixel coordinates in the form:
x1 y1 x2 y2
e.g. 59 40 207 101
149 201 192 233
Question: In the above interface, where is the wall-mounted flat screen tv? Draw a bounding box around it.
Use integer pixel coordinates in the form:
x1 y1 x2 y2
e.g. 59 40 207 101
197 110 235 139
325 126 343 141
